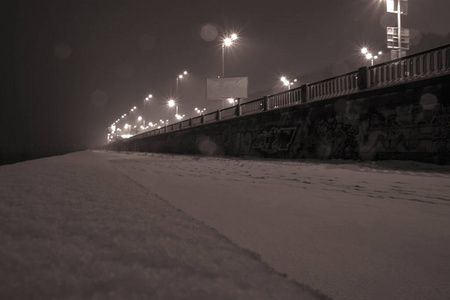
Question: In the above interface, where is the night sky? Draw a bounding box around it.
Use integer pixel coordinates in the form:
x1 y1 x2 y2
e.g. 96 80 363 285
2 0 450 162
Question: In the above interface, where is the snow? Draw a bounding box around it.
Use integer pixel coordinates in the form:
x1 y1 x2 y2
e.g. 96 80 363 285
0 151 326 300
1 150 449 299
101 151 450 300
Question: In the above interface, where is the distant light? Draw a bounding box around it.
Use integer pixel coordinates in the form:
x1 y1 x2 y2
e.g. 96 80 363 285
227 98 235 104
179 74 183 79
148 94 153 98
280 76 286 82
361 47 368 54
366 53 373 59
224 37 233 46
168 99 175 107
138 116 142 121
183 71 188 75
231 33 238 40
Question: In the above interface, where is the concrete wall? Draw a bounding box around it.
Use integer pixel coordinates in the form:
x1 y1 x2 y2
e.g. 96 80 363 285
109 74 450 164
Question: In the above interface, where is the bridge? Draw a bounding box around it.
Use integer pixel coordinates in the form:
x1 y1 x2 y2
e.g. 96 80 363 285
107 44 450 164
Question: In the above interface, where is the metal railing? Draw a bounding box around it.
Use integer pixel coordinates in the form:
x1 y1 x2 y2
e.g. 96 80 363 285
181 119 190 128
191 116 202 126
369 45 450 88
241 98 265 115
221 106 237 119
123 44 449 143
203 111 217 123
309 71 359 101
268 87 302 108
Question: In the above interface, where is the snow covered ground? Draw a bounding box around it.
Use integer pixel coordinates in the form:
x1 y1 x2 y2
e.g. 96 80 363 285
0 151 327 300
103 151 450 300
1 150 449 299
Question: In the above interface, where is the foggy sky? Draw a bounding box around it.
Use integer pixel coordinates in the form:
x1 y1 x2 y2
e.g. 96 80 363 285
2 0 450 155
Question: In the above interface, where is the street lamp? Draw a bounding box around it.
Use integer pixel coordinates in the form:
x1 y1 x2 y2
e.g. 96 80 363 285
176 71 188 99
195 107 206 115
280 76 297 90
168 98 179 121
144 94 152 108
221 33 238 78
361 48 383 65
138 116 145 127
384 0 406 58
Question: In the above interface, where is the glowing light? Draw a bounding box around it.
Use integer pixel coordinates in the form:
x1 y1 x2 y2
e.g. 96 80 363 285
231 33 238 40
183 71 188 75
361 47 368 54
168 99 175 107
224 37 232 46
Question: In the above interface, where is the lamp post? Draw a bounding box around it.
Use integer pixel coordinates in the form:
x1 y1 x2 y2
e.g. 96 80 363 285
195 107 206 115
280 76 297 90
221 33 238 78
176 71 188 98
361 48 383 66
384 0 408 59
168 99 178 115
168 98 183 122
144 94 152 109
137 116 145 127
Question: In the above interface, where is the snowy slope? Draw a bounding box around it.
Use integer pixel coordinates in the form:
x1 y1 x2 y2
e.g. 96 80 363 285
0 151 327 300
103 151 450 300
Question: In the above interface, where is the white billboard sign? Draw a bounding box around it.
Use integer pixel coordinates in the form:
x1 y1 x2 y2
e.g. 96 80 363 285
207 77 248 100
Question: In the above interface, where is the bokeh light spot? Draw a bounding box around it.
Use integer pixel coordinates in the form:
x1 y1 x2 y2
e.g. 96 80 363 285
420 93 438 110
200 24 218 42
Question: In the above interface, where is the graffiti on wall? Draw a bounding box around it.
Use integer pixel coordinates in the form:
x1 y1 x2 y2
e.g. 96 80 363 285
362 103 450 158
315 115 360 159
252 127 297 154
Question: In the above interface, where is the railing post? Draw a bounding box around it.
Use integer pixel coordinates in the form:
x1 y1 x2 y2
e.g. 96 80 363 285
216 110 221 121
263 96 269 111
301 84 309 103
201 115 205 124
237 99 242 116
358 66 370 90
189 118 192 127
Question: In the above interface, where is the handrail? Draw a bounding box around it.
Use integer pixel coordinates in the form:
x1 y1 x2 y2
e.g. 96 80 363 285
121 44 449 143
